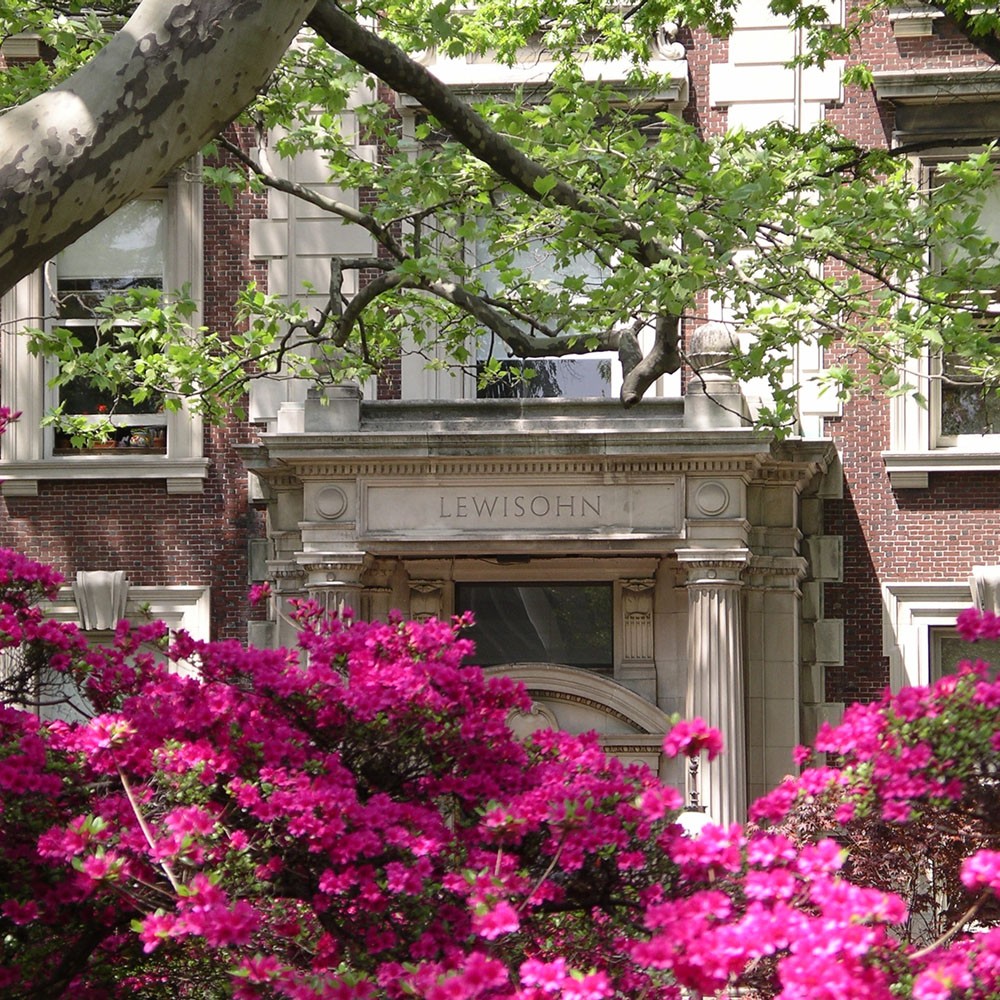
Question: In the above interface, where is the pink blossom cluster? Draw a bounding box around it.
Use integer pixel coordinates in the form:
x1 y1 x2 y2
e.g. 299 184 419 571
0 407 18 438
0 562 999 999
662 717 724 761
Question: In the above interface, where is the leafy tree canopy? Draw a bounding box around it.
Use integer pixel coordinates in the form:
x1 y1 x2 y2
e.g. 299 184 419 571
5 0 1000 429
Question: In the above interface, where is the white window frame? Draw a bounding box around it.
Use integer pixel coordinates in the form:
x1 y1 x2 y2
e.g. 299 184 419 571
871 78 1000 485
882 580 973 690
0 168 207 495
45 584 211 682
46 192 170 456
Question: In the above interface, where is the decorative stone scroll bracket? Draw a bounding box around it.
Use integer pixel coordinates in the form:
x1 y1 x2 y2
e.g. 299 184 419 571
621 578 656 661
970 565 1000 614
72 570 129 631
409 579 446 622
619 577 657 701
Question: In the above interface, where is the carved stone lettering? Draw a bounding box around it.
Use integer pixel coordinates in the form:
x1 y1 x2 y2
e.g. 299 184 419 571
363 481 682 538
438 493 601 519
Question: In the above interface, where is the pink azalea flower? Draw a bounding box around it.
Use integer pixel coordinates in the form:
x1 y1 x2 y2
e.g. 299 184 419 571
662 718 724 761
472 900 520 939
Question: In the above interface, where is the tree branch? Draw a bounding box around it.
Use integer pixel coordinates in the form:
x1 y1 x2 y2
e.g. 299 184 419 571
0 0 317 295
217 133 407 260
306 0 677 269
620 314 681 406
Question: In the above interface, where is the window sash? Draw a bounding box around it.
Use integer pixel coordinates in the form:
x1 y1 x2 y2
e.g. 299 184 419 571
455 582 614 672
925 162 1000 443
48 195 168 454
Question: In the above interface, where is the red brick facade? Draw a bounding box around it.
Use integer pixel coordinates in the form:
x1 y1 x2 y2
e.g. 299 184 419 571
3 10 998 711
0 136 268 641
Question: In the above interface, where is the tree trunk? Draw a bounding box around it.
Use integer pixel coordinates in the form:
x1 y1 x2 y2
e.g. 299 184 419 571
0 0 315 295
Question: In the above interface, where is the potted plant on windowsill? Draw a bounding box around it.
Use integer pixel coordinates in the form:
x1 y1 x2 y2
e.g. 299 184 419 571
43 405 118 451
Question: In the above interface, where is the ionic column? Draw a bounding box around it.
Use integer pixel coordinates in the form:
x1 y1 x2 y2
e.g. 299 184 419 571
676 550 750 826
300 555 365 620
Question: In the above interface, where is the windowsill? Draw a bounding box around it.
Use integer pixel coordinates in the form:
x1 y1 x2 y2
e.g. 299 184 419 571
0 456 209 496
883 448 1000 488
52 449 167 457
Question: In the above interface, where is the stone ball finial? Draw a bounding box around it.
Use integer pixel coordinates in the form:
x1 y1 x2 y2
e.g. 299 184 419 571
687 322 739 381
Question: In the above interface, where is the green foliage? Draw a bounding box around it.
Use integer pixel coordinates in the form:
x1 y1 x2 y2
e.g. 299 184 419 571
0 2 125 105
39 406 116 448
10 0 1000 435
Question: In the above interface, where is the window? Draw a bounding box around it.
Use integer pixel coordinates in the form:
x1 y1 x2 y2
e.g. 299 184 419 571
939 355 1000 437
884 158 1000 484
929 167 1000 444
477 352 614 399
931 627 1000 679
455 582 614 672
883 581 977 690
473 238 617 400
49 197 168 454
0 167 207 495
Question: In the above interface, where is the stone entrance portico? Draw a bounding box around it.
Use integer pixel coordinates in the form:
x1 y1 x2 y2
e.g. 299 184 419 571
243 385 834 824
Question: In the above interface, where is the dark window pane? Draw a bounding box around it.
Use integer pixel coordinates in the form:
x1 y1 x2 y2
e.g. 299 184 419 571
456 583 613 672
933 628 1000 679
57 326 162 416
940 357 1000 435
477 359 613 399
57 277 162 319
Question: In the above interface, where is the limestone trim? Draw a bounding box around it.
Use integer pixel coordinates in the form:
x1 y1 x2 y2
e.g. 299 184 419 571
677 547 751 825
357 475 685 543
597 738 669 755
251 455 774 480
46 584 211 643
483 663 674 735
72 571 130 631
882 580 973 690
744 555 809 592
970 565 1000 613
873 67 1000 104
676 548 752 583
409 578 446 621
443 558 660 583
621 578 656 663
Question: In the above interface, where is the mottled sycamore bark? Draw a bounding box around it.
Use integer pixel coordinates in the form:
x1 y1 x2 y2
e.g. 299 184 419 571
0 0 315 295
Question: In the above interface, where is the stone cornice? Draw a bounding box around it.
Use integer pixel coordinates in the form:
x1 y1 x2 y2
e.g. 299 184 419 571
242 453 828 486
239 401 833 491
264 457 759 477
873 67 1000 103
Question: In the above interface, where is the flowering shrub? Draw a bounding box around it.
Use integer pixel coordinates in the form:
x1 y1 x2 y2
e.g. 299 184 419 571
0 547 999 998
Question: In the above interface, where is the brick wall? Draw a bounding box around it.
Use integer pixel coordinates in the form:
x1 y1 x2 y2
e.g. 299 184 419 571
0 129 269 641
820 14 1000 701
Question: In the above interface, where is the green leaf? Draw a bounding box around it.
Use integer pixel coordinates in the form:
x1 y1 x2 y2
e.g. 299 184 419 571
532 174 558 197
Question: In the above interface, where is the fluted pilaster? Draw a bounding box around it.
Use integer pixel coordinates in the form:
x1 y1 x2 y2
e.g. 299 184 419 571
677 550 750 825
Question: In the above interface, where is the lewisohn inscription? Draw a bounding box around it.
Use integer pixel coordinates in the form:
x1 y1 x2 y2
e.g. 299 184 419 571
361 479 682 537
439 494 602 519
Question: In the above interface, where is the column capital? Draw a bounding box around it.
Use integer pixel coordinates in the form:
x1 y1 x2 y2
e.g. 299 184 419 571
297 552 366 618
675 547 751 586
